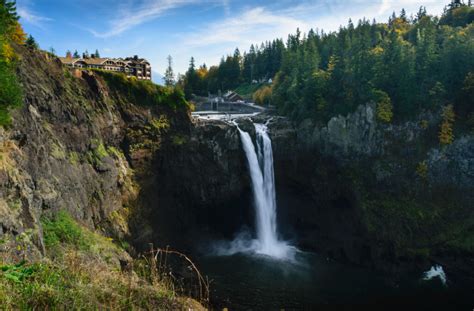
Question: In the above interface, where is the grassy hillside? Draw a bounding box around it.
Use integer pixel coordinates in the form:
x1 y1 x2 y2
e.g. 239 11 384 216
0 211 204 310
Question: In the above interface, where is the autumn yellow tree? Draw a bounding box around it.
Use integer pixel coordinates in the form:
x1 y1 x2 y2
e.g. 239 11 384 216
439 104 455 145
253 85 272 106
9 22 26 45
0 0 24 126
373 89 393 123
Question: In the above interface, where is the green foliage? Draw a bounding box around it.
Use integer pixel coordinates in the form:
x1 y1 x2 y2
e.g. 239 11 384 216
416 161 429 179
150 115 170 133
0 1 23 127
181 41 284 96
86 139 110 167
95 70 189 110
374 90 393 123
0 247 188 310
439 104 456 145
95 141 109 159
171 134 187 146
42 211 90 251
50 142 66 159
68 151 80 165
1 261 35 283
234 83 267 99
460 72 474 122
252 85 272 106
182 5 474 127
0 55 22 126
440 5 474 27
2 209 202 310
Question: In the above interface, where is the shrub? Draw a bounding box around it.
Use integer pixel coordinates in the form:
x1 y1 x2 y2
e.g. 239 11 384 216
41 211 89 251
95 70 189 110
373 89 393 123
416 161 428 179
150 115 170 133
253 85 272 106
172 134 187 146
439 104 455 145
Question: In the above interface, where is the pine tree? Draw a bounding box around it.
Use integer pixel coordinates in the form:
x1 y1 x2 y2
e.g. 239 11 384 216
25 34 38 49
184 57 198 98
73 50 80 58
400 8 407 22
164 55 175 87
94 49 100 58
415 6 427 22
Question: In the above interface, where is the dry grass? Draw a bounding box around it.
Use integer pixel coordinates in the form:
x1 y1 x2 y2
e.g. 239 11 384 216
0 211 206 310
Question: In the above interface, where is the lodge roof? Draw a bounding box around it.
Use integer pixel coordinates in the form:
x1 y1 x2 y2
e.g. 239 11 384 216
83 57 110 65
58 57 76 65
59 57 150 66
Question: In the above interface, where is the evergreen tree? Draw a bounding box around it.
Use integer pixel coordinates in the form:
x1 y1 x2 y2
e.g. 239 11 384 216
184 57 198 98
73 50 80 58
25 34 38 49
164 55 175 87
94 49 100 58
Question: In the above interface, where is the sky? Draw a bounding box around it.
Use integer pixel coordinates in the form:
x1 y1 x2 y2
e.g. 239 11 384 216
17 0 449 81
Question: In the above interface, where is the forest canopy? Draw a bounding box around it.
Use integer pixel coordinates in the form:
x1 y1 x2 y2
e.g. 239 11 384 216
181 2 474 125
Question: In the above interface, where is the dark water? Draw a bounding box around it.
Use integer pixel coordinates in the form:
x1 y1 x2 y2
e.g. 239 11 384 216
197 251 472 310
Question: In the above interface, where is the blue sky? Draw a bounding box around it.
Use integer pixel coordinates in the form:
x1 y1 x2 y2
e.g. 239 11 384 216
18 0 448 79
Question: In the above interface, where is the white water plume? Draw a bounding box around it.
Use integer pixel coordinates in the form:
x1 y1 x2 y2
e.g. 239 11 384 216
423 265 447 285
215 122 296 260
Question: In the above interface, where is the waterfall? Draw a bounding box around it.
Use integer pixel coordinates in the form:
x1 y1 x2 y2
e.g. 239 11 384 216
224 122 295 260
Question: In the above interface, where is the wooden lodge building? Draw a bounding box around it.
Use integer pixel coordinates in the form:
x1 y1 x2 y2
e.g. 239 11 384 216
223 91 244 102
59 55 152 80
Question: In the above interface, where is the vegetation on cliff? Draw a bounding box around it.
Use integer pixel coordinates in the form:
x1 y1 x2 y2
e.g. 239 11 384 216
0 211 203 310
95 70 190 111
0 0 25 126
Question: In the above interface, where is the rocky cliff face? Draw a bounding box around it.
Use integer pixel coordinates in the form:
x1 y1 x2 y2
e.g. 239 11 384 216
1 48 134 260
0 47 157 258
0 46 251 262
129 118 251 251
265 103 474 279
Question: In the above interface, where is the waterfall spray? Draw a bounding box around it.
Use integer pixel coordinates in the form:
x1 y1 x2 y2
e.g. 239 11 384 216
217 122 295 260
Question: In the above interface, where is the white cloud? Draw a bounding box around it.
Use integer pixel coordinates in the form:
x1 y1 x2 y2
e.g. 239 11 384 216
182 6 310 48
378 0 446 16
167 0 448 73
17 5 53 29
91 0 228 38
180 0 447 51
378 0 391 15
